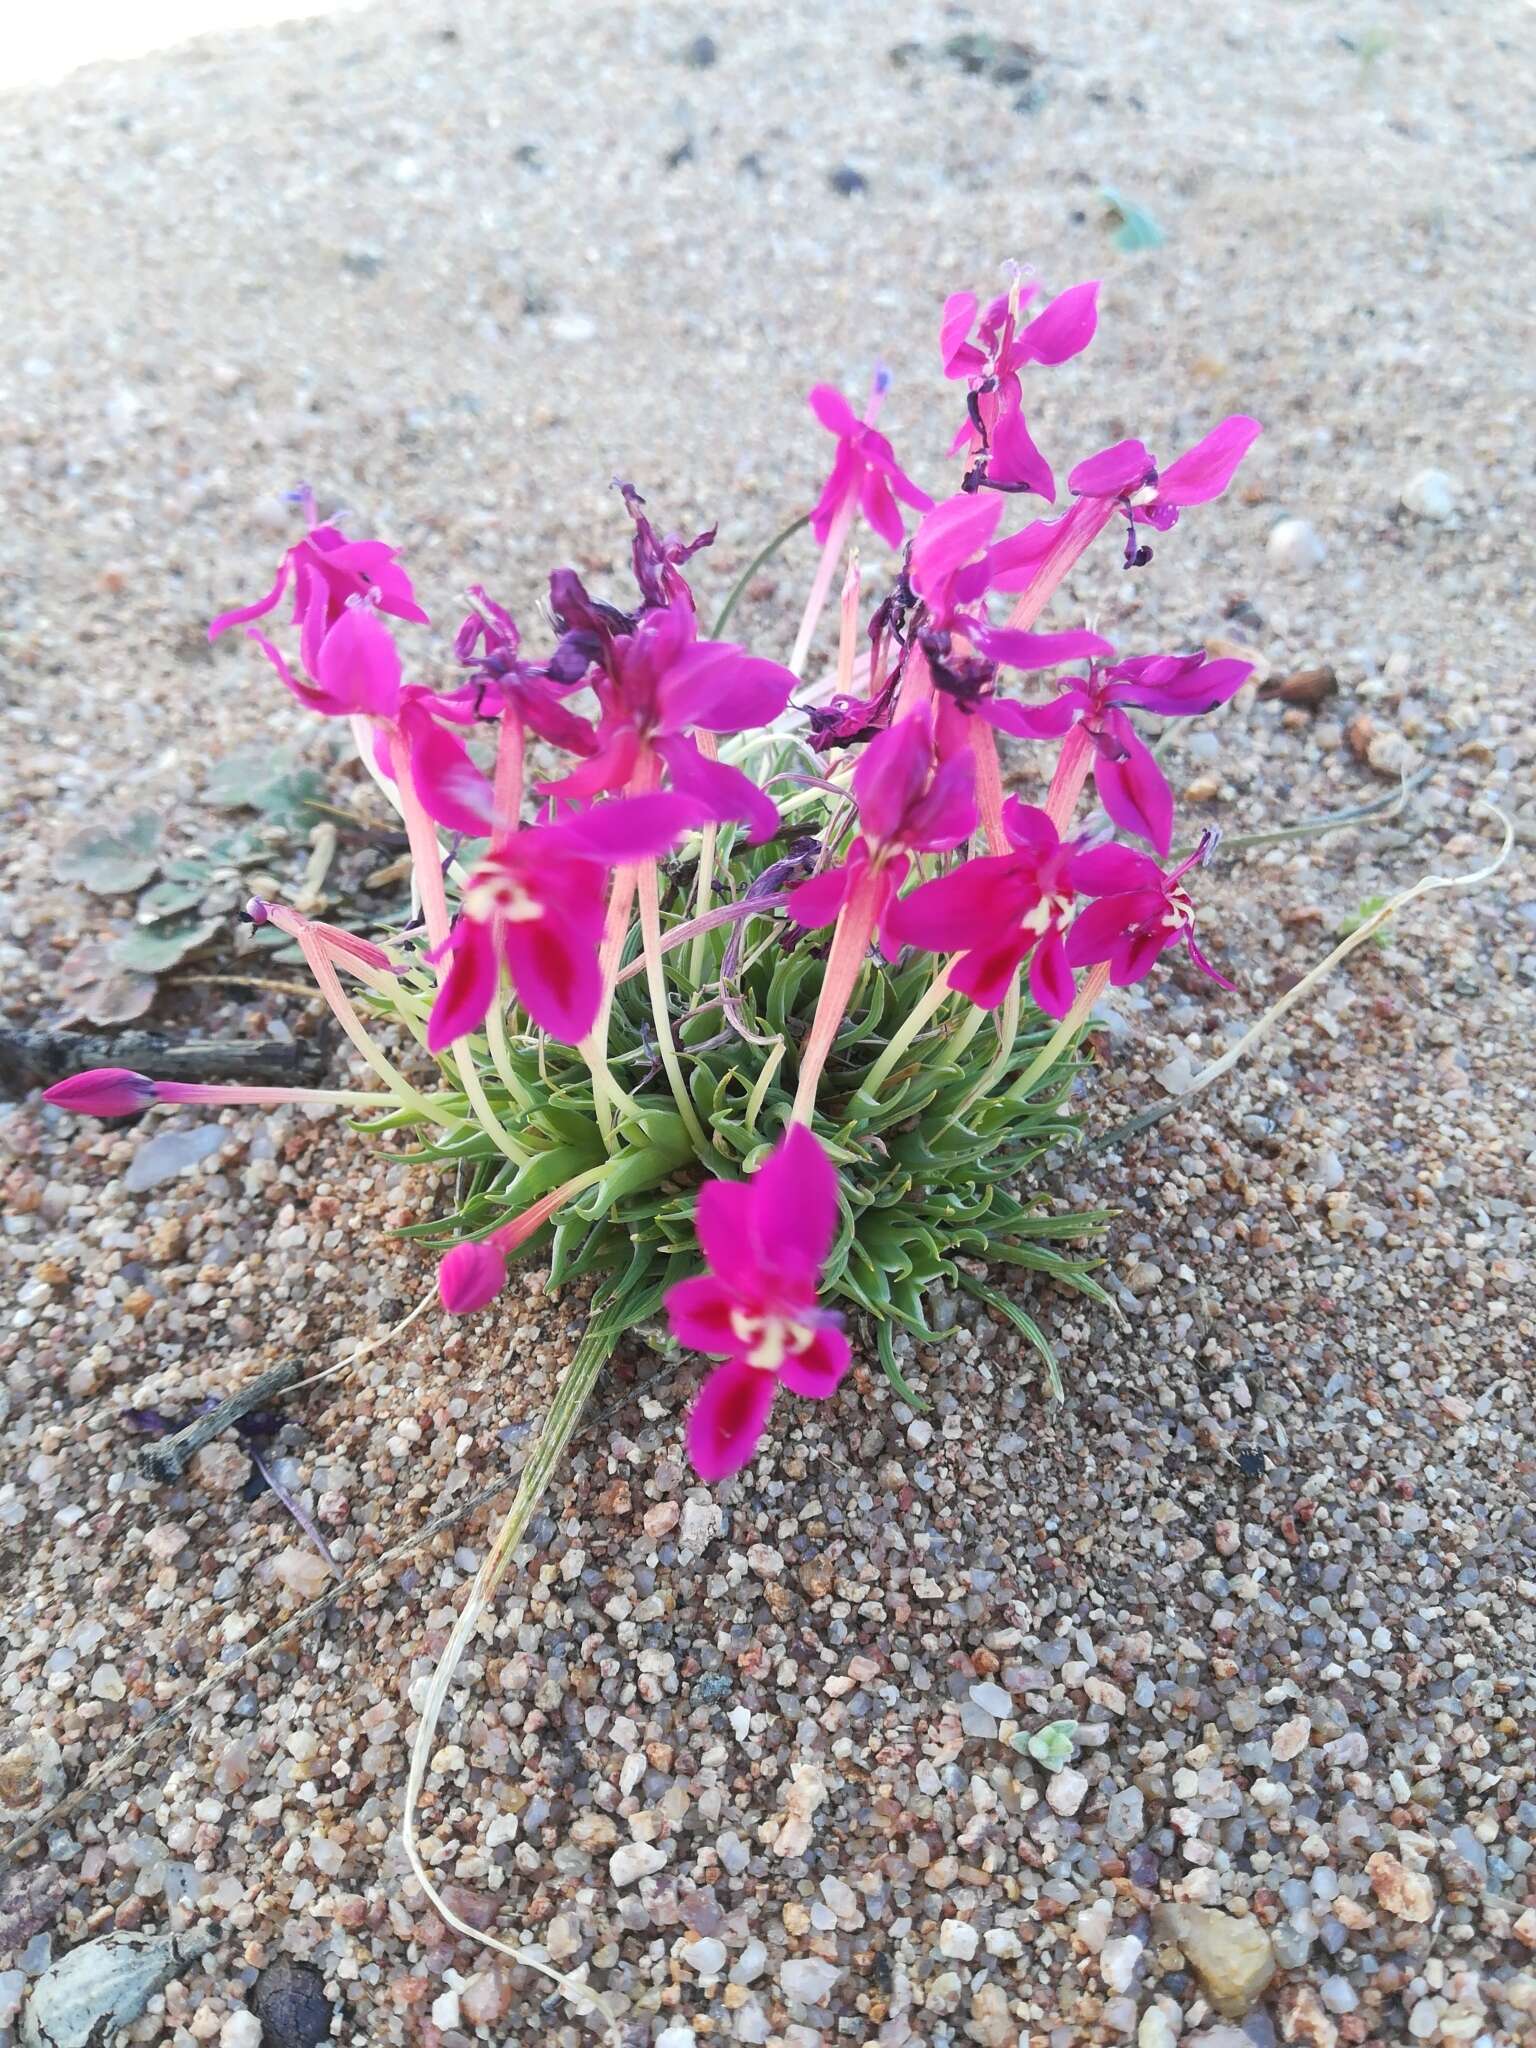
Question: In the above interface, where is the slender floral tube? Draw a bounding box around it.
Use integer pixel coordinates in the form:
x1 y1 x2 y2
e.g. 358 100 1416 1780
293 927 459 1125
43 1069 387 1116
491 707 524 850
1045 723 1095 832
1006 961 1111 1101
686 731 721 986
971 723 1008 853
386 730 452 954
637 857 712 1155
791 856 888 1124
789 498 855 679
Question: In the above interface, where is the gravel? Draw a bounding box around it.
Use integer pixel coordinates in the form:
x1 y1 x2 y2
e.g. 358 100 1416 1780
1 2 1533 2045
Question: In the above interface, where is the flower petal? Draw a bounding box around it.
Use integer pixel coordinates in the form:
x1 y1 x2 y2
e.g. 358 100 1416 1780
909 492 1004 614
43 1068 157 1117
654 735 779 844
694 1175 766 1297
949 932 1031 1010
1028 927 1077 1018
748 1123 838 1284
1016 279 1100 366
807 383 861 438
988 386 1056 500
686 1360 777 1482
785 860 856 931
438 1239 508 1315
660 642 798 735
425 923 500 1052
779 1317 852 1398
554 790 701 863
977 626 1114 672
1156 415 1262 507
665 1273 742 1355
402 709 497 835
1068 438 1156 500
1092 729 1176 856
503 917 604 1044
315 603 403 718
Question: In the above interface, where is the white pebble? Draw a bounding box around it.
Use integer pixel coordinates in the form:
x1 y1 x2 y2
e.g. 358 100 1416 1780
1047 1766 1089 1815
1400 468 1457 521
1138 2009 1177 2048
1268 517 1326 574
1100 1933 1144 1995
779 1955 842 2004
219 2014 262 2048
680 1937 725 1977
1076 1897 1114 1953
609 1841 668 1886
937 1920 977 1961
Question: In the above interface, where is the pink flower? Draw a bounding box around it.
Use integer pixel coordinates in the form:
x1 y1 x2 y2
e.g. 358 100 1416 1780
541 598 795 842
980 649 1253 856
942 276 1100 498
452 588 600 759
425 793 702 1050
808 375 933 550
665 1124 851 1481
886 799 1149 1014
43 1068 157 1117
208 497 428 644
438 1178 591 1313
1065 837 1232 990
249 601 498 836
1068 416 1262 564
786 707 977 950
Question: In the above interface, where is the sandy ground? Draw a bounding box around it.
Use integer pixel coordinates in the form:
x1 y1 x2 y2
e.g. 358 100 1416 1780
1 2 1533 2045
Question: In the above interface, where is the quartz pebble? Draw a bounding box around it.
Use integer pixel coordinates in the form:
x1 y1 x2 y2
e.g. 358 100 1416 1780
779 1956 842 2004
1153 1904 1276 2018
1268 517 1326 574
1366 1850 1436 1922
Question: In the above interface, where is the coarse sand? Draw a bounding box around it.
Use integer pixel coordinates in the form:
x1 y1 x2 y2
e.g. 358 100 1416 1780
1 3 1533 2045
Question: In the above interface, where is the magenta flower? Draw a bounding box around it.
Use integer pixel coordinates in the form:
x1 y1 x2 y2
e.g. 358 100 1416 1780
980 649 1253 856
425 792 701 1050
438 1177 591 1313
665 1124 851 1481
452 588 600 759
786 707 977 951
541 598 795 843
249 601 498 836
1068 416 1262 564
208 499 428 645
942 276 1100 498
887 799 1148 1015
43 1068 159 1117
808 375 933 551
1065 838 1232 991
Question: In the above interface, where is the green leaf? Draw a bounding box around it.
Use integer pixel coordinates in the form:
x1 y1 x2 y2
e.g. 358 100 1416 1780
109 916 222 973
874 1317 930 1411
136 877 210 921
1023 1719 1078 1772
54 811 162 894
206 745 326 829
1102 186 1165 252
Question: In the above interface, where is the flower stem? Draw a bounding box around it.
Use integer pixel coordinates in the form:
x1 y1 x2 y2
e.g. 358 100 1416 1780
582 863 643 1146
636 858 713 1156
454 1045 531 1167
686 733 721 987
154 1084 389 1108
789 501 855 678
860 960 958 1096
386 731 451 954
1005 962 1109 1101
972 723 1007 853
491 709 525 848
296 928 460 1126
791 860 885 1125
484 995 536 1112
1045 723 1094 834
